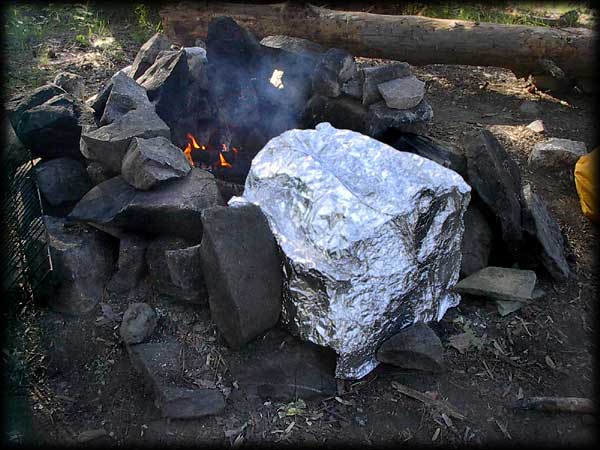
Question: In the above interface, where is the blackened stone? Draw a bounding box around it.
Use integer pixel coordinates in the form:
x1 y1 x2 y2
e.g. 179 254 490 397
69 169 224 240
392 133 467 178
460 204 493 278
128 342 225 418
86 161 114 186
303 94 374 136
260 35 324 57
80 107 170 173
106 234 148 294
362 62 413 105
99 72 152 126
311 49 356 98
146 236 206 303
130 32 172 80
367 99 433 135
120 302 157 344
200 204 282 349
215 179 244 204
521 184 570 281
35 157 92 215
206 16 261 67
121 136 191 190
42 216 116 315
7 83 67 128
464 129 523 258
227 328 336 401
341 75 363 100
53 72 85 99
3 117 30 168
376 322 444 373
312 66 341 98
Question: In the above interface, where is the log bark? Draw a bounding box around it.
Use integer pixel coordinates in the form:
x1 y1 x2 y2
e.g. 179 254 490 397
513 397 594 414
159 2 595 81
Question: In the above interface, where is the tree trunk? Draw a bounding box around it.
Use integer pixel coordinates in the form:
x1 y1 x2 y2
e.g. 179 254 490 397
159 2 595 81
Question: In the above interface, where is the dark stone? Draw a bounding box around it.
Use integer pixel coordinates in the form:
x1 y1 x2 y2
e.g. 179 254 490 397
69 169 224 240
227 328 336 401
53 72 85 99
464 130 523 258
460 204 493 278
341 75 363 100
260 35 324 57
120 303 157 344
80 107 170 173
206 16 261 67
130 32 172 80
215 179 244 204
146 236 206 303
3 117 30 169
35 157 92 215
7 83 67 129
454 266 536 302
128 342 225 418
121 136 191 190
521 184 570 281
184 47 208 87
362 62 413 105
200 204 282 349
311 49 356 98
303 94 373 136
106 234 148 294
41 216 116 315
392 133 467 178
86 161 114 186
367 99 433 135
376 322 445 373
99 72 152 126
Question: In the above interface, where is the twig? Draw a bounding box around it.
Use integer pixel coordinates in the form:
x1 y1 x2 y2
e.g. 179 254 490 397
513 397 594 414
391 382 466 420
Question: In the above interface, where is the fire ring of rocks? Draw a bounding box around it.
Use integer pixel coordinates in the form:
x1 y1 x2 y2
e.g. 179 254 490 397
6 17 572 419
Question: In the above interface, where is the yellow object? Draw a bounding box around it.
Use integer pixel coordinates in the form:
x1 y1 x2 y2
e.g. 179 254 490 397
574 148 598 223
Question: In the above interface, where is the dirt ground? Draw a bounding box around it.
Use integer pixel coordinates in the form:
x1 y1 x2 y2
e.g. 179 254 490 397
3 7 598 448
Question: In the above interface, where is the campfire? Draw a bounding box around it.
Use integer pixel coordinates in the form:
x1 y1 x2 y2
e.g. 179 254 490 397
182 132 238 171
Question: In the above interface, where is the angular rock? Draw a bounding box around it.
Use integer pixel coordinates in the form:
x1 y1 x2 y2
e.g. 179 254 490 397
3 117 30 169
464 129 523 257
206 16 261 67
367 98 433 135
227 328 336 401
376 322 444 373
200 204 283 349
526 120 545 133
303 94 375 136
529 138 587 170
80 107 170 173
454 266 536 302
184 46 208 86
311 48 357 98
239 123 471 379
53 72 85 99
392 133 467 179
128 342 225 418
362 62 412 105
69 169 224 240
460 204 493 278
129 32 172 80
146 236 206 302
99 72 152 126
311 65 341 98
121 136 191 190
341 74 363 100
260 35 324 57
521 184 570 281
42 216 116 315
86 161 114 186
120 303 157 344
7 83 67 128
378 76 425 110
106 234 148 294
35 157 92 215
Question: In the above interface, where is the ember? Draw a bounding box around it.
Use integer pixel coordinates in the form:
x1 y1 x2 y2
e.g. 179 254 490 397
183 132 238 172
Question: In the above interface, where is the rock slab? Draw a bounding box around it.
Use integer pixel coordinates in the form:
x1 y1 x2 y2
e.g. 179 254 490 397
35 157 92 211
454 266 536 302
377 76 425 110
120 303 157 344
460 204 493 278
529 138 587 170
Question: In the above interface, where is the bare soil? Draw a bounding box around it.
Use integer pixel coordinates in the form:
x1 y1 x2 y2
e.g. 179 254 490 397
3 11 598 448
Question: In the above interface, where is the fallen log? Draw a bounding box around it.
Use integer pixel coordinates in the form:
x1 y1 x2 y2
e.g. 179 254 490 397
513 397 595 414
160 2 595 82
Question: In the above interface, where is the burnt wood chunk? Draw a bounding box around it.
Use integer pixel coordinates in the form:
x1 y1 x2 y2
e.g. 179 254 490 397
200 204 282 349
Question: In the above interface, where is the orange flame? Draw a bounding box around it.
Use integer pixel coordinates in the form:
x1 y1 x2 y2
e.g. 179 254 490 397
184 142 194 167
219 152 232 168
187 133 200 149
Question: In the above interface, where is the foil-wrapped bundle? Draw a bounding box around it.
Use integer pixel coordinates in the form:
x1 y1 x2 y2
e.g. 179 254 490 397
233 123 471 379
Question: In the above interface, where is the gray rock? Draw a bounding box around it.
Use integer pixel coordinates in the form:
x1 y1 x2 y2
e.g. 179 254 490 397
362 62 413 105
460 204 493 278
86 161 114 186
260 35 324 56
519 100 542 116
80 107 170 173
128 342 225 418
184 47 208 86
121 136 191 190
496 299 525 316
521 184 570 281
227 328 336 401
200 204 282 349
35 157 92 214
68 169 224 240
3 117 30 168
377 76 425 110
367 98 433 135
42 216 116 315
7 83 67 128
454 266 537 302
311 48 357 98
130 32 172 80
341 73 363 100
529 138 587 170
106 234 148 294
376 322 444 373
392 133 467 179
99 72 152 126
53 72 85 99
120 303 157 344
146 236 206 303
464 130 523 258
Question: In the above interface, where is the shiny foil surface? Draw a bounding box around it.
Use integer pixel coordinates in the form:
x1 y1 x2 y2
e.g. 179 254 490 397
231 123 471 379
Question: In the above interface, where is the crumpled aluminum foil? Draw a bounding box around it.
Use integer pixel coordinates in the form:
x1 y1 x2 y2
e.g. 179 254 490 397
230 123 471 379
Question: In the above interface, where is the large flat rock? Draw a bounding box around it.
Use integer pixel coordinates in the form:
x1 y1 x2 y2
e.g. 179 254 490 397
454 266 536 303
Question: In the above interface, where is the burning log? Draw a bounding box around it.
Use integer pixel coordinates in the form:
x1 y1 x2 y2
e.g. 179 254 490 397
160 3 595 84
